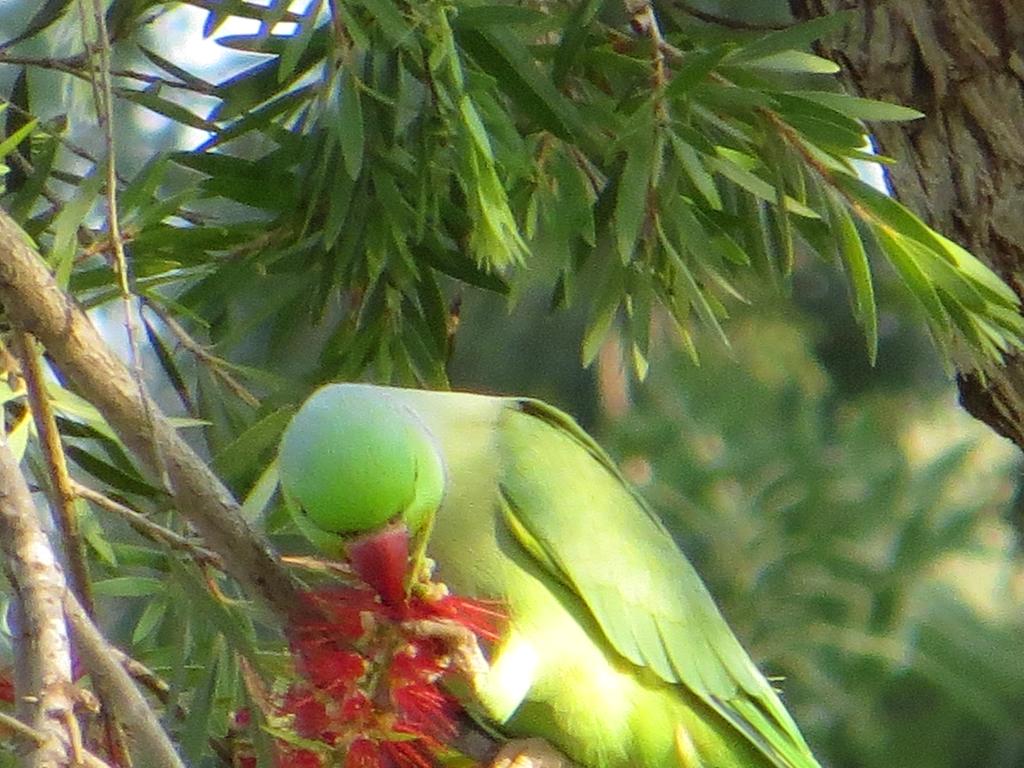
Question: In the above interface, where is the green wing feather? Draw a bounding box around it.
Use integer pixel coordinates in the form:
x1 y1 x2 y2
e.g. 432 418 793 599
497 399 818 768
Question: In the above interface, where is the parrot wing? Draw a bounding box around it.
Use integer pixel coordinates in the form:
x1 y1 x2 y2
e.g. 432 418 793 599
497 399 819 768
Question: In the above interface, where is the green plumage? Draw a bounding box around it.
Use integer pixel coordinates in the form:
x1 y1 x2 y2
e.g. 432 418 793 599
278 384 822 768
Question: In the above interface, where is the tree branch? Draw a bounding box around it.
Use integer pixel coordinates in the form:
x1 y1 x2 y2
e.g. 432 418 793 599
11 331 95 613
72 481 224 569
0 209 300 618
63 591 186 768
0 435 73 766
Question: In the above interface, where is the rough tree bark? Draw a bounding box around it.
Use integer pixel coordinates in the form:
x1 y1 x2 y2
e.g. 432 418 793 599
0 438 73 766
789 0 1024 450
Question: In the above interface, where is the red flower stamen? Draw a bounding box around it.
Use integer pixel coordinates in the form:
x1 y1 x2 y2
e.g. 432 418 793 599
261 533 507 768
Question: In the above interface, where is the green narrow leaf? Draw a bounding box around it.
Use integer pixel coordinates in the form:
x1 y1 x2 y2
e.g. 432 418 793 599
93 576 165 597
932 232 1019 309
115 88 215 131
692 209 750 266
132 598 168 645
729 11 856 61
402 322 449 389
657 218 730 349
582 250 624 366
669 133 721 210
415 240 509 293
241 461 280 524
736 51 839 74
324 157 356 248
279 1 323 81
138 46 216 93
48 382 119 442
181 636 222 763
8 133 58 221
900 237 986 313
213 407 295 482
614 130 654 263
665 45 733 98
459 95 494 160
8 411 29 462
142 313 194 415
456 27 585 142
826 193 877 363
65 445 162 496
626 276 653 380
0 117 38 160
788 90 925 122
766 144 794 274
336 70 365 180
2 0 73 46
202 84 314 150
833 174 952 258
50 168 105 287
874 226 949 332
415 269 450 356
709 155 819 218
552 0 606 85
355 0 415 49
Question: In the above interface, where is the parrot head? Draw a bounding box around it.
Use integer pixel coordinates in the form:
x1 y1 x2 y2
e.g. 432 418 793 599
278 384 445 604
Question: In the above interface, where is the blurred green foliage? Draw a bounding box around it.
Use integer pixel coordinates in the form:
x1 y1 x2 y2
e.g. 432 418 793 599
606 313 1024 768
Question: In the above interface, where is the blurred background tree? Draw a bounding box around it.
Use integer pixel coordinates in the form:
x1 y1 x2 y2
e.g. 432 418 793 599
0 1 1021 767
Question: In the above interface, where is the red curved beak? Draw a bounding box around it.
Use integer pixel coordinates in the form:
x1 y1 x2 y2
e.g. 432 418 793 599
344 523 410 607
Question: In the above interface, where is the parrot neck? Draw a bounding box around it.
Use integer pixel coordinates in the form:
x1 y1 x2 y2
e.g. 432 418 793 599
345 524 410 608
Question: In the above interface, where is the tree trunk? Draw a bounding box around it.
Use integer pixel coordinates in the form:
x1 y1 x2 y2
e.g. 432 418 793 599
789 0 1024 450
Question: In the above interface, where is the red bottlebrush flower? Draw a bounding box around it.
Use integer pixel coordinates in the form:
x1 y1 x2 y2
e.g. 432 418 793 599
300 648 366 694
276 526 509 768
282 686 330 739
346 737 384 768
410 595 506 644
278 748 322 768
388 641 444 683
382 735 436 768
341 691 373 722
296 587 381 641
391 682 458 742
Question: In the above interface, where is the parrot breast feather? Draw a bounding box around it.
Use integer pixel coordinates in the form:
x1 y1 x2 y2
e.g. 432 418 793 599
496 399 818 768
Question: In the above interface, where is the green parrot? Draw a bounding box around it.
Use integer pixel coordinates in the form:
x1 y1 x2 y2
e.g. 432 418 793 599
277 383 821 768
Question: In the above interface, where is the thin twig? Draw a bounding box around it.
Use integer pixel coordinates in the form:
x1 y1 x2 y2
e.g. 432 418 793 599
629 3 669 95
72 481 224 569
280 554 356 579
758 106 877 223
142 298 261 409
63 591 187 768
0 99 124 184
0 433 74 766
0 53 215 94
12 332 95 615
0 710 114 768
0 709 46 744
108 647 171 701
81 0 170 499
